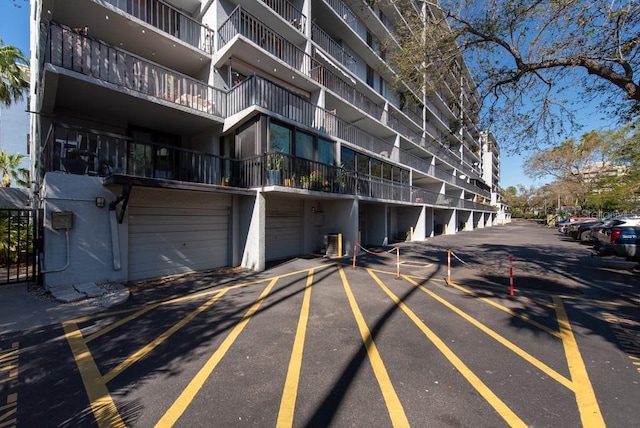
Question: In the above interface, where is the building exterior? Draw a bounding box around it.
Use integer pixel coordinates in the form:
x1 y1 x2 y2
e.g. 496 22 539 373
29 0 501 287
480 130 509 224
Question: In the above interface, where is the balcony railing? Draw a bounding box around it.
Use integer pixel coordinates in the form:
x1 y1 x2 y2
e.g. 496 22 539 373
228 76 490 197
218 7 321 80
261 0 307 32
44 122 493 212
43 124 237 185
311 24 356 72
46 23 226 116
102 0 213 53
324 0 360 34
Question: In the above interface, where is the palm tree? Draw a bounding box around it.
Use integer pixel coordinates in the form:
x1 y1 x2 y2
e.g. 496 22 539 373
0 38 29 107
0 150 29 187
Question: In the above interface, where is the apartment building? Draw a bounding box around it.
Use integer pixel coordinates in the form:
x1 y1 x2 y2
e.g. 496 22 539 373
29 0 499 287
481 130 509 224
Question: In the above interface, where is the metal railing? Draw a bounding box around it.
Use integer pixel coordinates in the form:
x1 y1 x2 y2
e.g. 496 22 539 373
44 124 238 185
0 209 38 285
311 24 356 72
261 0 307 32
103 0 214 53
218 7 320 79
46 23 226 116
324 0 360 34
44 122 493 212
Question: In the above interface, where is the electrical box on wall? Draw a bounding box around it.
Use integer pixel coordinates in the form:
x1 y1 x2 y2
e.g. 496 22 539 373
51 211 74 230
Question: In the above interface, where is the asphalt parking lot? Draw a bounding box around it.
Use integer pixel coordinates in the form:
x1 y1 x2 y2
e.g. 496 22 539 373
2 221 639 427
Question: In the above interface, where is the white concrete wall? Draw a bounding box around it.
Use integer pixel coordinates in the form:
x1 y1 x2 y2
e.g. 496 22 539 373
41 172 127 287
242 191 265 271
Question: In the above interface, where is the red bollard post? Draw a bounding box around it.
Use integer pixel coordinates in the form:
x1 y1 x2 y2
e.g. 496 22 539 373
447 250 451 285
509 254 514 296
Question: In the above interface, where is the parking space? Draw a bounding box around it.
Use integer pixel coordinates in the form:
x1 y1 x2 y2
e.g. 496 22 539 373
54 262 628 425
4 222 639 427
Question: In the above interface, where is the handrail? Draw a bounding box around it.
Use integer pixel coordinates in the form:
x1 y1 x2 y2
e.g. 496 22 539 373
102 0 214 53
45 22 226 116
260 0 307 32
311 23 356 72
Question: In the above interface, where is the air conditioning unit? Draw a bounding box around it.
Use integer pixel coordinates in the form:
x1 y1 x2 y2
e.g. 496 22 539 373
324 233 340 257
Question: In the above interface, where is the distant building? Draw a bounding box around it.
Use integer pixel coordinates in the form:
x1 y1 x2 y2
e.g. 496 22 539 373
480 130 510 224
29 0 505 287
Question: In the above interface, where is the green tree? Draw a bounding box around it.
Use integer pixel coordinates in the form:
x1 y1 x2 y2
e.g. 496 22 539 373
0 38 29 107
376 0 640 151
0 150 29 187
523 130 614 206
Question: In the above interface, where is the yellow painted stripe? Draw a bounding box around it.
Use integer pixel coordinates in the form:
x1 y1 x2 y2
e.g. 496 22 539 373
103 289 229 384
406 273 561 338
63 321 125 428
85 303 161 343
155 277 280 427
403 275 573 390
276 270 314 427
367 270 527 428
553 297 605 427
338 266 410 427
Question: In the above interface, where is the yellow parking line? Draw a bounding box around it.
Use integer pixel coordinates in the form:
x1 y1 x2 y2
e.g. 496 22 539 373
339 266 410 427
155 277 280 427
63 321 125 428
553 297 605 427
404 273 560 338
367 270 527 427
85 303 161 343
402 275 573 390
102 289 229 384
277 270 314 427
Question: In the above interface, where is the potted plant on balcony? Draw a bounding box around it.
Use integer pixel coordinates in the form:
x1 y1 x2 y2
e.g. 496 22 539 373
267 153 284 185
309 170 322 191
300 175 309 189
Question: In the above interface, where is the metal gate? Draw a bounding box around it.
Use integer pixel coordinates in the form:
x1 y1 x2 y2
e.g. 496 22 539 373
0 209 38 285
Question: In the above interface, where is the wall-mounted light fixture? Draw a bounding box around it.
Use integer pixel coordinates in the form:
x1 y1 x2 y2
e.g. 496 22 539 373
95 197 106 208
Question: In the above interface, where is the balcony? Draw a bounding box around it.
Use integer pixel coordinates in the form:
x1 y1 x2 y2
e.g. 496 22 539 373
45 23 226 117
43 120 494 212
311 24 356 72
261 0 307 33
102 0 214 53
218 7 322 82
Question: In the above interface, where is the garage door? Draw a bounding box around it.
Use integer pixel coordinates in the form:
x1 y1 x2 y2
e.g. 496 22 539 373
128 190 231 281
266 199 302 261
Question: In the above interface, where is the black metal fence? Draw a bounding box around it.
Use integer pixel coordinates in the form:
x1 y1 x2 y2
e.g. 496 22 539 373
0 209 38 285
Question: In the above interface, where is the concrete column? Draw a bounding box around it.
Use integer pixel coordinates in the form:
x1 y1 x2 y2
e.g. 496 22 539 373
242 191 265 271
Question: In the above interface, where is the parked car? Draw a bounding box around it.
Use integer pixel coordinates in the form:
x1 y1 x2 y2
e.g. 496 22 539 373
571 213 622 242
559 216 597 236
593 225 640 261
591 216 640 248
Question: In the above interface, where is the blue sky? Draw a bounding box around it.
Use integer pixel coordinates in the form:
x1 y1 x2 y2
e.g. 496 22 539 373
0 1 614 189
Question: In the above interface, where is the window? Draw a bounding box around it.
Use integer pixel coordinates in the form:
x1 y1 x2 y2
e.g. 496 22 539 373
370 158 382 178
317 138 335 165
269 122 292 154
295 130 314 160
366 65 374 88
341 147 356 170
